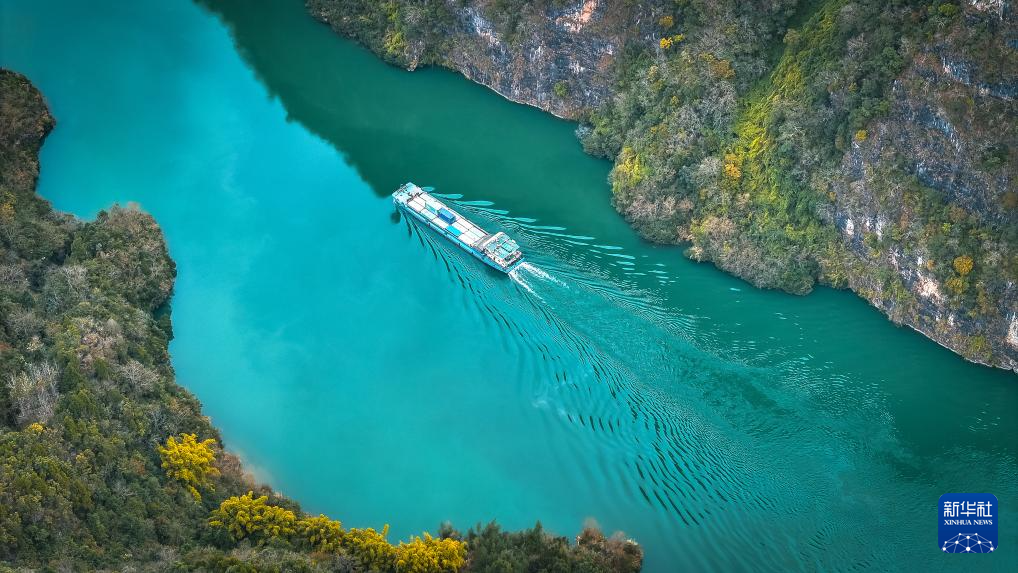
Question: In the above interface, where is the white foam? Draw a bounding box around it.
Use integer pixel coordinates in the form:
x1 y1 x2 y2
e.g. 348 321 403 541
516 262 565 286
509 267 544 300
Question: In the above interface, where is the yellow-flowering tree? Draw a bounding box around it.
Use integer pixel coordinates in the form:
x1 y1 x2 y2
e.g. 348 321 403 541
208 491 298 544
341 525 397 570
723 153 742 180
299 514 344 553
659 34 685 50
613 146 647 191
156 433 219 501
945 276 965 295
953 255 974 276
395 532 467 573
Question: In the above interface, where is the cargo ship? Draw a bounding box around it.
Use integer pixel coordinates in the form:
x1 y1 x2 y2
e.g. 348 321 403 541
393 182 524 274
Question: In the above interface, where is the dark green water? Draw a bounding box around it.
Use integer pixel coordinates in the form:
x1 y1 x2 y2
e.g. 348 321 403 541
2 0 1016 570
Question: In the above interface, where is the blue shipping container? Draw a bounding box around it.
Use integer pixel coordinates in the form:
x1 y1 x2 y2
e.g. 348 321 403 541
438 208 457 223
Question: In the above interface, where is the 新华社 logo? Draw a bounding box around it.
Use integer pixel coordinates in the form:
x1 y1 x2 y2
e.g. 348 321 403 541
939 493 998 554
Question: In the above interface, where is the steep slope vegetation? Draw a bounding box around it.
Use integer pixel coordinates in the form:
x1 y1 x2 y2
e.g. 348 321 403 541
0 70 642 572
307 0 1017 371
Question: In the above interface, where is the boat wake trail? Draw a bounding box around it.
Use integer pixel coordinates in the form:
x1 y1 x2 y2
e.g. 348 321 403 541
513 261 566 286
508 268 540 298
509 261 570 299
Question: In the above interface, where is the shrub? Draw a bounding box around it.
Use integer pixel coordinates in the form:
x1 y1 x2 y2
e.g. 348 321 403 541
953 255 974 276
394 532 466 572
157 433 220 501
1002 192 1018 210
659 35 687 50
6 362 59 426
298 514 344 553
945 276 965 295
575 526 643 573
208 492 299 544
341 525 397 570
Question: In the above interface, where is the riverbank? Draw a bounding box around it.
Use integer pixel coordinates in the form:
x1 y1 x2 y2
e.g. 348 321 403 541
305 0 1017 373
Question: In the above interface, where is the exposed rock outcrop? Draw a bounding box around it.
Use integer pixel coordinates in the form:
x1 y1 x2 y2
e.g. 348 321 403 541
431 1 623 118
307 0 651 118
832 7 1017 370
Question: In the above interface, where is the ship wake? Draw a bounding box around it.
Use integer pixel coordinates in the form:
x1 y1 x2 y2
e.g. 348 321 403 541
509 262 567 299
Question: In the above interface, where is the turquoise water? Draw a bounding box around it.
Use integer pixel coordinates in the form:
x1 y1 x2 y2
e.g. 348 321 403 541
2 0 1016 570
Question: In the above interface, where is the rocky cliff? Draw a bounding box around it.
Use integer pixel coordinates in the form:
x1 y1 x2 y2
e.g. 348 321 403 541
307 0 1017 372
832 3 1017 370
423 0 634 117
307 0 652 118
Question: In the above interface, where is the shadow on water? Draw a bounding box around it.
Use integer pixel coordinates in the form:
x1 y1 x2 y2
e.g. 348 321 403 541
194 0 599 202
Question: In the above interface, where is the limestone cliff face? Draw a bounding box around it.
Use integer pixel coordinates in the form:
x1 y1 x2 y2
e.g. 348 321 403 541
832 6 1017 370
427 1 626 118
307 0 648 119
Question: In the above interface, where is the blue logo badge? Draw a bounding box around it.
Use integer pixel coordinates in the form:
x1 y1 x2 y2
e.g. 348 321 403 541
939 493 997 553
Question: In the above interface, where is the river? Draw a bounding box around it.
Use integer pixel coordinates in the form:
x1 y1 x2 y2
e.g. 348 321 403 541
2 0 1015 570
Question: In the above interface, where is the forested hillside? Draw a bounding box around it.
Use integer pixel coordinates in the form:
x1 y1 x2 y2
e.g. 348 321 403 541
0 69 642 572
307 0 1017 371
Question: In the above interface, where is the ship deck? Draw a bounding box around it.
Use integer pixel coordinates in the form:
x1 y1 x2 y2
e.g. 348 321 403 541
400 189 488 248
